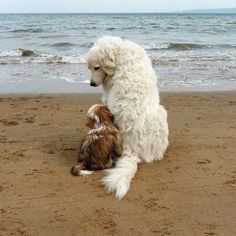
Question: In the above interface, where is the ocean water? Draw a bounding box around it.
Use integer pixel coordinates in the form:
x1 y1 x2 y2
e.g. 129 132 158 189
0 13 236 93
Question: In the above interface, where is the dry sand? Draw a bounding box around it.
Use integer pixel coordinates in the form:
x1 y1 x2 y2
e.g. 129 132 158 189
0 92 235 236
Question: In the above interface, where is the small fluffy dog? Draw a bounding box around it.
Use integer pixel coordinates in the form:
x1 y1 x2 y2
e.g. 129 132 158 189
71 104 122 176
86 36 169 199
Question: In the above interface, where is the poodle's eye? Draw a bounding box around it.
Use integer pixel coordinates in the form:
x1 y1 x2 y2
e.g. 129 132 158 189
94 66 100 71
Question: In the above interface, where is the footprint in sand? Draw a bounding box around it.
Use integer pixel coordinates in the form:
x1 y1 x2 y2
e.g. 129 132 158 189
24 117 35 123
0 134 7 141
0 119 18 126
0 185 4 192
196 159 211 164
223 179 236 187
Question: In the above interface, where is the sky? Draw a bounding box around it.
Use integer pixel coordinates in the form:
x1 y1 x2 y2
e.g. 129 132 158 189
0 0 235 13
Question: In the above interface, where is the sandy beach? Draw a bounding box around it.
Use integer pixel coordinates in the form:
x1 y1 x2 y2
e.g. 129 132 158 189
0 91 235 236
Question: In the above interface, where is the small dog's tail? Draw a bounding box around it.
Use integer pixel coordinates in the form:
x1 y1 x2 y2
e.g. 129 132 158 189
102 155 140 199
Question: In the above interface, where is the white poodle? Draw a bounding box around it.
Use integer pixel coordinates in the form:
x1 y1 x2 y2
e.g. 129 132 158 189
86 36 169 199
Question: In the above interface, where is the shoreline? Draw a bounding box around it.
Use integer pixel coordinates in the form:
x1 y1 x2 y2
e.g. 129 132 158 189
1 62 235 94
0 77 235 94
0 88 235 96
0 91 235 235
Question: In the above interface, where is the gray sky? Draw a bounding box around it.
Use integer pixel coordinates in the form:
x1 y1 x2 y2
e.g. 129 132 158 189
0 0 235 13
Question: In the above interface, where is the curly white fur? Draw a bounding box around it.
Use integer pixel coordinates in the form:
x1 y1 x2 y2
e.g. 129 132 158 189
86 36 169 199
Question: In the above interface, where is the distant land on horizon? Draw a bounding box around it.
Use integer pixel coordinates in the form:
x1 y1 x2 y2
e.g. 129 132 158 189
171 8 236 14
0 8 236 14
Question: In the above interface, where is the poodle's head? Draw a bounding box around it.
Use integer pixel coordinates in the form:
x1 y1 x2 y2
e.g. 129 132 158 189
86 36 122 87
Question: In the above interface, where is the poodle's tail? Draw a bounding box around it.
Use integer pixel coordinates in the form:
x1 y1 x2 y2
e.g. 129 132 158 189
102 155 140 199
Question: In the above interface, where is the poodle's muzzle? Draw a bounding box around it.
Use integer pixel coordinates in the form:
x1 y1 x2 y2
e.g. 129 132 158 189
90 81 97 87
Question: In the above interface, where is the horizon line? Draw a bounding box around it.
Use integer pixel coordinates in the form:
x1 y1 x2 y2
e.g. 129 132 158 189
0 7 235 14
0 12 235 14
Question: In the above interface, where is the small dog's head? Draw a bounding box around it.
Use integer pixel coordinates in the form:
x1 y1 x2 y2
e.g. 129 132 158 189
86 36 122 87
83 156 114 171
86 104 114 129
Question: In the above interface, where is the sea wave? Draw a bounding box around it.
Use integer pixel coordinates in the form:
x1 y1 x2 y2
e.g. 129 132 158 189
144 42 236 51
0 48 37 57
39 35 69 39
58 77 80 83
1 47 236 65
50 42 77 48
106 27 116 31
81 80 90 83
123 26 145 30
0 49 85 64
10 28 45 33
143 42 207 50
34 54 85 64
0 49 22 57
152 55 236 63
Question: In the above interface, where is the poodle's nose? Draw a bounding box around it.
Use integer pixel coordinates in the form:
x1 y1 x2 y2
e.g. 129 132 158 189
90 81 96 87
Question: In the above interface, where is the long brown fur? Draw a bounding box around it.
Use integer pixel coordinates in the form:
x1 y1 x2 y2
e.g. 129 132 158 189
71 104 122 176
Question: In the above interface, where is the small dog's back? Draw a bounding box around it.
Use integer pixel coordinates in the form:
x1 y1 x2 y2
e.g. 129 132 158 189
71 104 122 176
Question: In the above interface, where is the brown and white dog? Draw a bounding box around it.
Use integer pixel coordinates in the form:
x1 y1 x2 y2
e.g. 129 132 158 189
71 104 122 176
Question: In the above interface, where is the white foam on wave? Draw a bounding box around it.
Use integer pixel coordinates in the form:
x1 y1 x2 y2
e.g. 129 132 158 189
0 49 22 57
50 77 90 84
152 54 236 64
81 80 90 83
50 76 82 83
33 54 86 64
0 49 86 64
143 43 170 50
1 47 236 66
60 77 78 83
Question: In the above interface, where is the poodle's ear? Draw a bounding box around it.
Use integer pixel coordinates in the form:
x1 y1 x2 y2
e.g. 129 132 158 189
101 50 115 76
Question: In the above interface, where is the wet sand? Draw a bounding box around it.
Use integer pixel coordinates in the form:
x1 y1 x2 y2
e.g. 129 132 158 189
0 92 235 235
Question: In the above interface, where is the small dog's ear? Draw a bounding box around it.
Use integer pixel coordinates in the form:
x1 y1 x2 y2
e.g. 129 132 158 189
101 49 115 76
97 105 113 123
86 117 95 129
